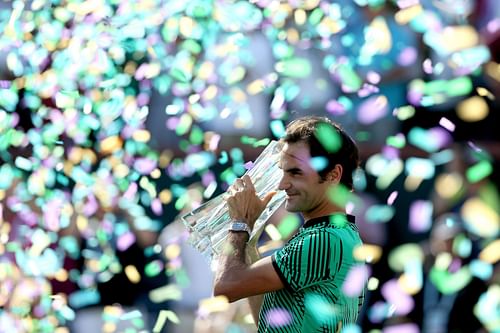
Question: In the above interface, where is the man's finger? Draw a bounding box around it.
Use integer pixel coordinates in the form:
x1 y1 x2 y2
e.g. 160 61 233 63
242 175 256 192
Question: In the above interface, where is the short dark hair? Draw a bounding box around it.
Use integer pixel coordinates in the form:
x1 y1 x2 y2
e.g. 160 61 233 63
281 116 359 189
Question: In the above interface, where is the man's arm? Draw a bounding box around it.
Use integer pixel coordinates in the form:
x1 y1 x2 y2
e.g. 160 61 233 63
213 174 283 326
213 231 282 303
246 244 265 325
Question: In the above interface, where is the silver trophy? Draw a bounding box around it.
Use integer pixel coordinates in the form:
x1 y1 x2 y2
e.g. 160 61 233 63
181 140 286 262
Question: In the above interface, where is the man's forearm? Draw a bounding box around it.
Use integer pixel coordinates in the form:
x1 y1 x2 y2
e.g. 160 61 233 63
246 245 264 326
213 231 249 302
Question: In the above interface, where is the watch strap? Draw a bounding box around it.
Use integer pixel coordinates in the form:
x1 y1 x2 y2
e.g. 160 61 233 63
228 221 251 238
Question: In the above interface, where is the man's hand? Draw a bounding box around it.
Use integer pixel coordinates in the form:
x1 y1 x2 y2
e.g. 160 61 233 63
225 175 276 230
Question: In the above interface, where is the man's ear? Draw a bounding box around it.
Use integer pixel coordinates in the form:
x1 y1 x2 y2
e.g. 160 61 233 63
328 164 343 184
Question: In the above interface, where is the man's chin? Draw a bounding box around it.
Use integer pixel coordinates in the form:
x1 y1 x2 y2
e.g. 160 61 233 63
284 201 300 212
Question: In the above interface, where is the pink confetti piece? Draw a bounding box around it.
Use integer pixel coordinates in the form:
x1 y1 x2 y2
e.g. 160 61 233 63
422 58 433 74
439 117 456 132
387 191 398 205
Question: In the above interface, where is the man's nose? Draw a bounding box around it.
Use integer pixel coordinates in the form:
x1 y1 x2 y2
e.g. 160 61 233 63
278 176 289 191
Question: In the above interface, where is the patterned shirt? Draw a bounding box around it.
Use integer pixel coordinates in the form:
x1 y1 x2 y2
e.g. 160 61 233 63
258 213 365 332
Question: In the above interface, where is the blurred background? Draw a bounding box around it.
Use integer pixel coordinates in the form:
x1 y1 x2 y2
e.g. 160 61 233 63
0 0 498 332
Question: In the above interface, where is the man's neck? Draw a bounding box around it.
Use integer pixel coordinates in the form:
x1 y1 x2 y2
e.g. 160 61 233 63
302 206 345 222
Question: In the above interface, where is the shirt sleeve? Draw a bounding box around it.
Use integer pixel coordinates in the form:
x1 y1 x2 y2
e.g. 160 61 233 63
272 229 342 292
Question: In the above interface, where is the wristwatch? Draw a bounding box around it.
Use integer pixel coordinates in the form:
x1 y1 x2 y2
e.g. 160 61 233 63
228 221 251 238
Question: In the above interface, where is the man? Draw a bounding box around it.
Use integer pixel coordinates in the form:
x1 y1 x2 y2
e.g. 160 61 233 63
214 116 365 332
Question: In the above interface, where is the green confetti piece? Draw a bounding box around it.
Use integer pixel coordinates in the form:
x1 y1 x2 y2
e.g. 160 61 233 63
314 122 342 153
181 39 202 54
253 138 271 147
304 293 333 324
270 120 285 138
338 96 353 111
365 205 395 223
310 156 328 172
469 260 493 280
240 136 256 145
430 149 454 165
149 284 182 303
189 126 204 145
466 160 493 183
430 266 472 295
153 310 180 332
14 156 32 171
277 215 301 239
170 67 191 83
68 289 101 309
452 233 472 257
221 167 237 184
145 260 163 277
225 66 246 85
405 157 435 179
230 147 244 162
308 8 324 25
407 127 441 153
388 243 424 272
232 162 246 176
275 58 312 78
446 76 473 97
273 42 294 59
0 87 19 111
218 151 228 164
337 64 362 92
386 135 406 149
327 184 359 208
176 114 192 136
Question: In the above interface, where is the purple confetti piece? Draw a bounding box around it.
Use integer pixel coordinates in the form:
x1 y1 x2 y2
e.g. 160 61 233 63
151 198 163 215
43 198 62 231
166 117 180 130
244 161 255 170
326 99 347 115
134 157 157 174
83 194 98 216
342 264 370 297
381 279 414 316
124 182 138 201
357 96 388 124
117 231 136 251
409 200 433 233
398 47 418 66
265 308 293 328
383 323 419 333
428 127 452 150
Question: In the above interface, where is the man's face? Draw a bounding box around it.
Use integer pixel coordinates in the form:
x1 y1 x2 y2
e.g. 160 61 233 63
278 142 332 215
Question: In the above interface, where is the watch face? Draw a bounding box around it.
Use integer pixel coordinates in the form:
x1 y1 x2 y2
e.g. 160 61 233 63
230 222 250 234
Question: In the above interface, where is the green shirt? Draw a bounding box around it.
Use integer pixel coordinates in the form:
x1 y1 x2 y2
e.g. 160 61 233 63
258 214 365 332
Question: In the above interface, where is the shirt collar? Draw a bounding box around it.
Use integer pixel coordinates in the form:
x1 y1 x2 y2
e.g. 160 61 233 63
302 213 356 229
